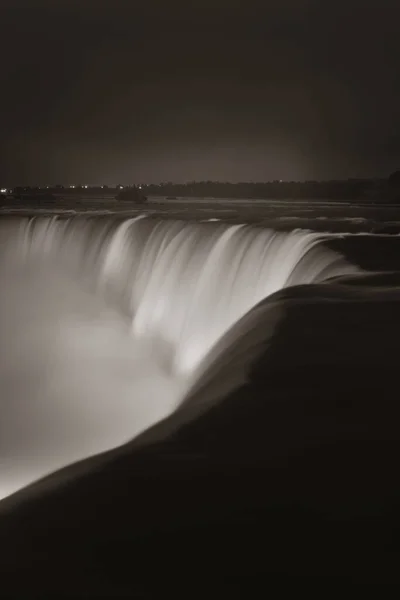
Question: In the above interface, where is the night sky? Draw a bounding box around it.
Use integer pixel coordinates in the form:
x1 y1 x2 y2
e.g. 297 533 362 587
0 0 399 185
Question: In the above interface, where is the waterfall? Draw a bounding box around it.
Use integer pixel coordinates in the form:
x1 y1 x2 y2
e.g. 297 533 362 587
0 216 358 500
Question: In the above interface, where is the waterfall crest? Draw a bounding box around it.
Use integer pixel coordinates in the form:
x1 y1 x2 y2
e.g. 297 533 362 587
0 216 358 500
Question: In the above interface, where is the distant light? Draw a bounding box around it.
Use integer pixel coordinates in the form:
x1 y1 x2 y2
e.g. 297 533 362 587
84 185 88 189
138 185 142 189
0 188 7 193
70 185 75 189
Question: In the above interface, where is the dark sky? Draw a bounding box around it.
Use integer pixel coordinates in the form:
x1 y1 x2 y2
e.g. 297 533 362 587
0 0 399 185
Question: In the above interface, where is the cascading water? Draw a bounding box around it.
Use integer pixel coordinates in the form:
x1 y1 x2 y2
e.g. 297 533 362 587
0 216 358 500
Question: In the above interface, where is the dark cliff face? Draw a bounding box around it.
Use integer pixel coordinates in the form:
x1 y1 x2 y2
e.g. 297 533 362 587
116 187 147 202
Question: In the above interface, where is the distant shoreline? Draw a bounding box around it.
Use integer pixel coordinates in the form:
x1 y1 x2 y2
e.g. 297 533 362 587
1 175 399 204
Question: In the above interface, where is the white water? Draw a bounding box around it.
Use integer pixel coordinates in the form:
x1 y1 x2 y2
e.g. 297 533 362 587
0 216 357 500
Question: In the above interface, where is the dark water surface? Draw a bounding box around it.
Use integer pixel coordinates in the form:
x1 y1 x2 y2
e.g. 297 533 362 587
2 196 400 232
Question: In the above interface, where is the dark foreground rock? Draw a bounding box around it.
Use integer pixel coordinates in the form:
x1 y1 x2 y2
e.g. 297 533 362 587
1 277 400 596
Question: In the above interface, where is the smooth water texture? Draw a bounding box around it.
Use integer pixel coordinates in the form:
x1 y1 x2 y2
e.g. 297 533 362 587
0 216 357 500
